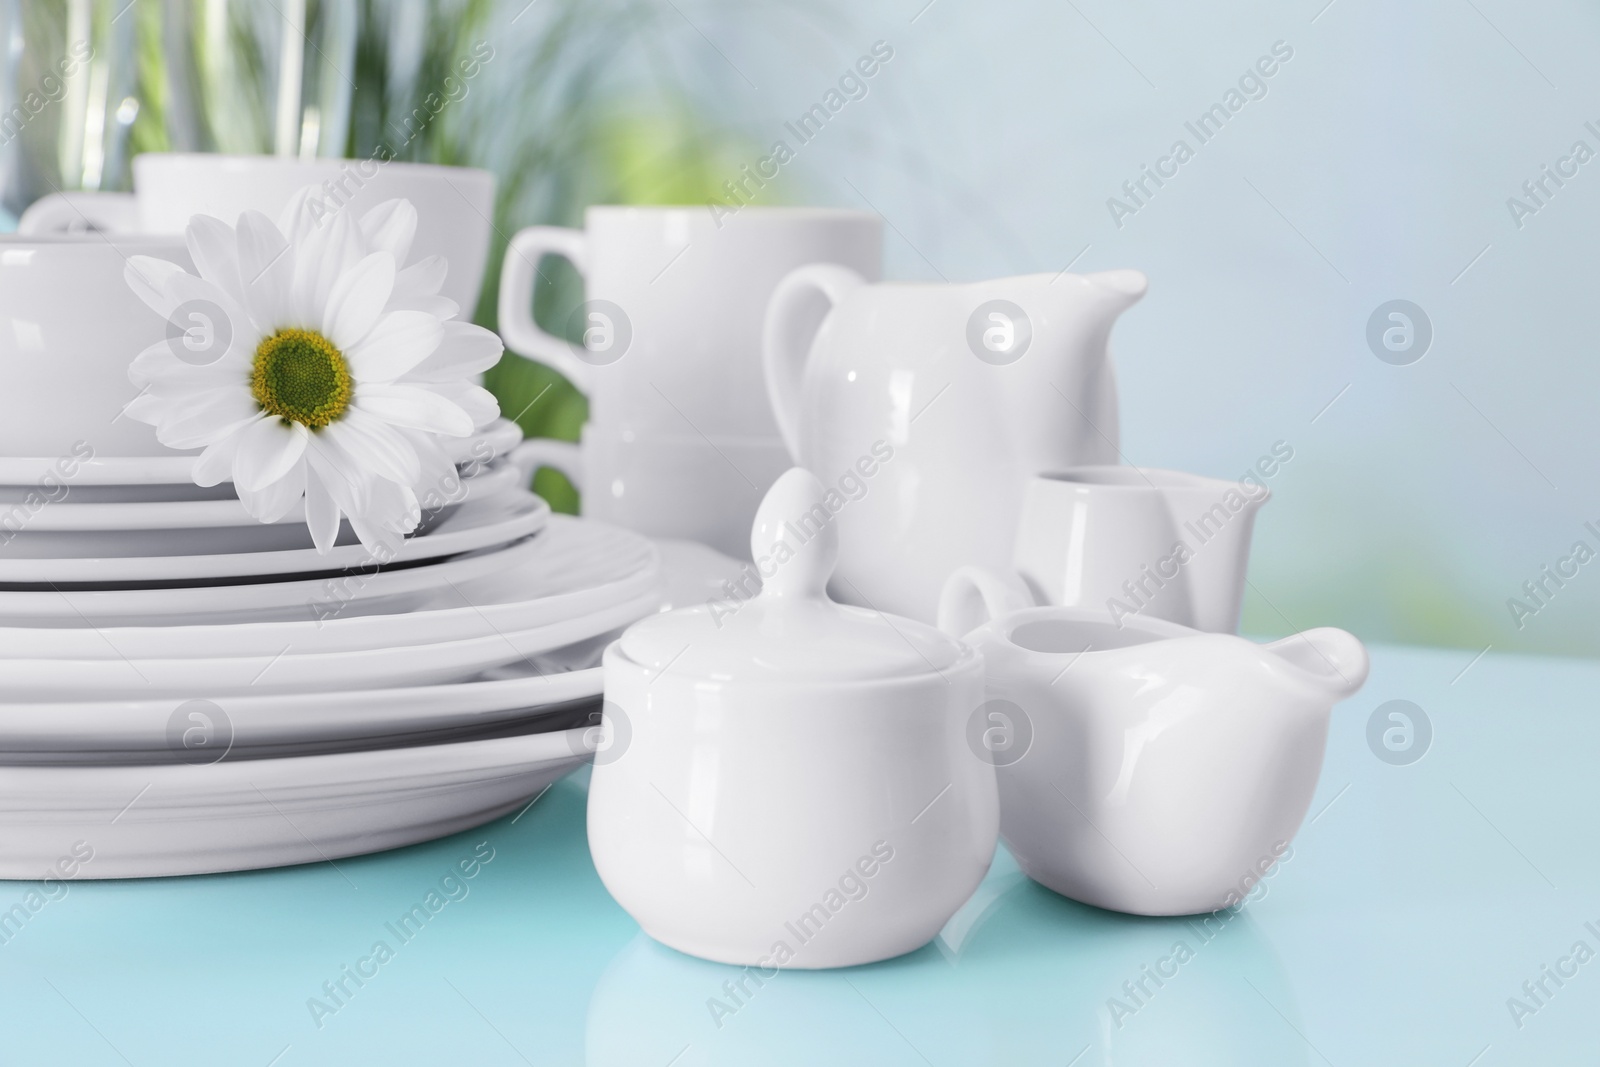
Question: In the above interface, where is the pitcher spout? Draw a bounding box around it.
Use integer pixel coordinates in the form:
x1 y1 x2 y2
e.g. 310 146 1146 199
1262 627 1370 701
1085 268 1148 311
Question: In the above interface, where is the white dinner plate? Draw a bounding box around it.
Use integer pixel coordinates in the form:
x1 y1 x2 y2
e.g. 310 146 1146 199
4 460 518 532
0 518 658 659
0 535 539 626
0 487 548 581
0 725 593 878
0 660 605 764
0 585 655 696
0 462 520 559
0 419 525 489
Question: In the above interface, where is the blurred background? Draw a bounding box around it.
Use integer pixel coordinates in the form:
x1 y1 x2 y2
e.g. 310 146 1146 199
1 0 1594 659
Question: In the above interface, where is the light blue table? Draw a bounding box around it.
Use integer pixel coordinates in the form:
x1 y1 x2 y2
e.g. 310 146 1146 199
1 643 1595 1065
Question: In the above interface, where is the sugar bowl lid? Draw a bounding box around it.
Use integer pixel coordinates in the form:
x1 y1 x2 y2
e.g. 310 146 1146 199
617 468 968 683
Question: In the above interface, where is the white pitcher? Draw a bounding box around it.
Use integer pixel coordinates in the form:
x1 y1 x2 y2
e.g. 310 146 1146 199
941 592 1368 916
762 267 1145 622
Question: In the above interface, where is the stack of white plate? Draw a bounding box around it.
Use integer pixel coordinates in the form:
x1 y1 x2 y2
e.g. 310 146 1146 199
0 420 668 879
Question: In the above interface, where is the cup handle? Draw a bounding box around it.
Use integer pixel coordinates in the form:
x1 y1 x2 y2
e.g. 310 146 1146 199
937 566 1035 637
18 191 138 235
509 438 585 490
761 263 865 460
497 226 595 393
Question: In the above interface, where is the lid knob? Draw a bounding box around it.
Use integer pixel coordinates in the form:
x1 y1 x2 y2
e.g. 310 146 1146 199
751 468 837 600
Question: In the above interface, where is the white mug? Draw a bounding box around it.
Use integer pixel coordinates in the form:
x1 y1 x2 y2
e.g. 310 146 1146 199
0 234 192 459
19 153 496 313
499 205 881 559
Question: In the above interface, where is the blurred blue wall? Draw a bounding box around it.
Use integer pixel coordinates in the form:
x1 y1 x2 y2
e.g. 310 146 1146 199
663 0 1600 656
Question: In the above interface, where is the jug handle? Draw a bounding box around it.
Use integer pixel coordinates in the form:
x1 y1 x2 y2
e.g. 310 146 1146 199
761 263 866 459
937 566 1035 637
497 226 595 393
1263 627 1370 700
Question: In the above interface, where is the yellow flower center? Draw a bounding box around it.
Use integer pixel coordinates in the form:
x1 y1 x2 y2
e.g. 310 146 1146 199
251 328 352 428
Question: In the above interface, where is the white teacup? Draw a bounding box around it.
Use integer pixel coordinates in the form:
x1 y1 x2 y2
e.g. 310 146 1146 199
0 235 192 459
19 153 496 312
498 205 881 559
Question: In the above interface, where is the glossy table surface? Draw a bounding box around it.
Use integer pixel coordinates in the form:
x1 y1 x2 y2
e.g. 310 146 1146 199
1 641 1596 1066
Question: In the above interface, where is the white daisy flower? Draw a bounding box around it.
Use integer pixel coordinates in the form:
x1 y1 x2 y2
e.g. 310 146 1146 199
123 189 503 554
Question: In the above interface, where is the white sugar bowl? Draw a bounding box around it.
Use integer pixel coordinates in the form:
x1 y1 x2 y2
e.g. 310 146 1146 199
588 468 997 969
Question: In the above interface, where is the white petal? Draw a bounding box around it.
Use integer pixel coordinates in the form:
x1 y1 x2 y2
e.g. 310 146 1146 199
291 208 362 328
156 390 263 449
353 383 475 437
393 255 447 301
303 465 343 553
347 477 420 553
122 391 166 427
277 184 325 246
344 311 442 382
236 210 294 333
418 380 500 429
236 460 306 523
128 337 250 388
233 417 309 492
123 256 190 318
192 434 240 487
323 409 421 485
184 214 245 308
359 199 417 264
388 294 459 320
404 320 503 382
323 251 396 350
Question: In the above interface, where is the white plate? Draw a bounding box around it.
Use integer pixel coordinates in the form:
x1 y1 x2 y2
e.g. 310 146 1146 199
0 518 658 659
4 461 518 531
0 725 593 879
0 586 655 696
0 487 548 580
0 418 525 489
0 462 520 559
0 661 605 764
0 535 538 626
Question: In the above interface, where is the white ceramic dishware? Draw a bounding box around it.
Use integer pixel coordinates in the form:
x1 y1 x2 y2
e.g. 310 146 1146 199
762 266 1146 622
1012 467 1269 633
942 591 1368 916
0 234 191 458
0 460 518 558
500 206 881 558
0 660 603 765
0 487 547 580
588 469 997 968
19 154 496 311
0 726 593 879
0 517 657 659
0 537 528 626
0 585 655 696
0 418 525 494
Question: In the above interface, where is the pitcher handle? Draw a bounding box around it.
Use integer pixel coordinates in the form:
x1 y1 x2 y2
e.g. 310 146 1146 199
761 263 865 460
498 226 595 393
18 191 138 235
1264 627 1370 700
509 438 585 492
937 566 1035 637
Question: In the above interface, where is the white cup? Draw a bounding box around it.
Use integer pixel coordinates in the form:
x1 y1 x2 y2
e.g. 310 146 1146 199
0 234 193 460
19 153 496 313
498 205 881 559
1007 467 1268 633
